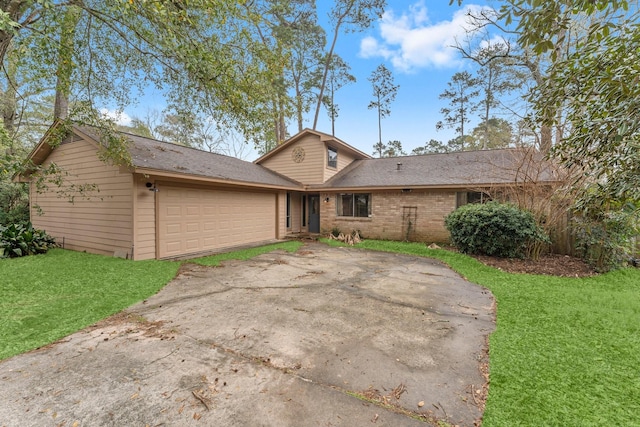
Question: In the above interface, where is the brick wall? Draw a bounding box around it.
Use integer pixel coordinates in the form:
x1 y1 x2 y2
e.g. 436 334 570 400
320 190 457 243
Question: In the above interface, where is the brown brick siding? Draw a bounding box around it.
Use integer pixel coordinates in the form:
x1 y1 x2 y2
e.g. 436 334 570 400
320 190 457 243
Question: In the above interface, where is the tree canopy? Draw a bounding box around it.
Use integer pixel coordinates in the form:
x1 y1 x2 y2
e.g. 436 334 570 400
498 0 640 206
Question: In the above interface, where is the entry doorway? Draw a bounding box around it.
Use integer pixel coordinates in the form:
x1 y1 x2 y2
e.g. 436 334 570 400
308 194 320 233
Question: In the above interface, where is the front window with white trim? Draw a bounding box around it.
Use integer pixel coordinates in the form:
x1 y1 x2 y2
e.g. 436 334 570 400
337 193 371 217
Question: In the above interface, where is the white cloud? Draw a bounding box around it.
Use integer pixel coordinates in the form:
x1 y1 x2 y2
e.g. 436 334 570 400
478 35 509 50
359 2 494 72
99 108 132 126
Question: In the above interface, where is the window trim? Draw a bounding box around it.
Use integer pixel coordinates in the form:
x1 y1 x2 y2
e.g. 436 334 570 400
336 193 371 218
327 146 338 169
286 192 291 228
456 191 492 208
301 195 307 227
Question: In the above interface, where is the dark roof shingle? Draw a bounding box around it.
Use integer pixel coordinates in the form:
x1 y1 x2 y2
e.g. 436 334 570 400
318 149 560 189
77 126 301 189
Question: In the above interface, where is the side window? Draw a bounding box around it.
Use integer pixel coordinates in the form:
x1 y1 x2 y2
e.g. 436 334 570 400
286 193 291 228
456 191 491 208
327 146 338 168
336 193 371 217
301 195 307 227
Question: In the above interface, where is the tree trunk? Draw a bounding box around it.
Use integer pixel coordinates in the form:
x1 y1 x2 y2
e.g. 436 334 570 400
377 92 382 148
523 57 554 153
312 24 341 130
540 125 553 153
0 1 38 68
482 67 493 150
278 100 286 143
312 0 357 130
2 42 17 135
295 80 304 133
330 80 335 136
54 6 82 120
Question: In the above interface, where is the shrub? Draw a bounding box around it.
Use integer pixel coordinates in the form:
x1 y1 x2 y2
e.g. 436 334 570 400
573 205 639 272
0 222 58 258
0 182 29 226
445 202 549 258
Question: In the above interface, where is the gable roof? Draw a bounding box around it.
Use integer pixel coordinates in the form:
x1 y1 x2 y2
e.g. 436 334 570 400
119 131 301 189
19 122 561 192
254 128 372 164
21 123 302 190
316 148 562 190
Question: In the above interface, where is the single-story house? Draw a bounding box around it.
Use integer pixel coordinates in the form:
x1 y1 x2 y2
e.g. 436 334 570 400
17 123 560 260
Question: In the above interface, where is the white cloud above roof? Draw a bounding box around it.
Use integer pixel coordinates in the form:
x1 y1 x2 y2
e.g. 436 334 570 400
99 108 132 126
359 2 494 72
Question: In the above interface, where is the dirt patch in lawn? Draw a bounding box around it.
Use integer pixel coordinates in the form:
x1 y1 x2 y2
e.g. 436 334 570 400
472 253 596 277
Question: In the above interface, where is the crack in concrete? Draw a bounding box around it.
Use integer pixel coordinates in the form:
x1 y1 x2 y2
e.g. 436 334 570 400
334 278 480 322
177 333 436 424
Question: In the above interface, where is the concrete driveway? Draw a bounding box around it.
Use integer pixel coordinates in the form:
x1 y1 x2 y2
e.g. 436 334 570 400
0 243 494 427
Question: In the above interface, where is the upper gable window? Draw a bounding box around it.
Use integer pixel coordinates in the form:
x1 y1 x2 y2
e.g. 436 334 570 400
327 146 338 168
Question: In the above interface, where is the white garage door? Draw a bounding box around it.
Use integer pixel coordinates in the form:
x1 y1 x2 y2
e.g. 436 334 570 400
158 185 276 258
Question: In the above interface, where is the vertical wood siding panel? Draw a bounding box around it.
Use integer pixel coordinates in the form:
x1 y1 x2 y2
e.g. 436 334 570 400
30 138 134 257
258 135 324 184
133 175 157 260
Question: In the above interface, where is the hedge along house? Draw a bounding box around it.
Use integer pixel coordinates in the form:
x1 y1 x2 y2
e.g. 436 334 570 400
20 125 561 259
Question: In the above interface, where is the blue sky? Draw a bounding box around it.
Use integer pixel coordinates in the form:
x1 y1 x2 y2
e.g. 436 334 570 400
104 1 493 160
312 0 492 158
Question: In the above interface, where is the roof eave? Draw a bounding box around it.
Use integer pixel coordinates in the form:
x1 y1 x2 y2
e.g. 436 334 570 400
254 128 372 164
12 120 66 182
312 180 562 192
133 167 303 191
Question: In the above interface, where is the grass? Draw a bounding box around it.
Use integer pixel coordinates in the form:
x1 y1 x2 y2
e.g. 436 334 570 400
334 239 640 427
0 249 180 360
0 241 300 361
189 241 302 266
3 239 639 425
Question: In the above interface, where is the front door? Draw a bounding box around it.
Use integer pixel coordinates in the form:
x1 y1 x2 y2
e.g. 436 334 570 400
308 195 320 233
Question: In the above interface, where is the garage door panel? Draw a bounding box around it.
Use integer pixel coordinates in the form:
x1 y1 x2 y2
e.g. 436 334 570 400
166 206 181 216
186 206 200 216
186 239 200 250
166 224 182 234
166 242 181 253
158 186 276 258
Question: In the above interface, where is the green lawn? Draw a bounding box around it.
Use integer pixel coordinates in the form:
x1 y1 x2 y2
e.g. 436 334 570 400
0 241 301 361
0 249 181 360
190 240 302 266
3 239 639 425
343 240 640 427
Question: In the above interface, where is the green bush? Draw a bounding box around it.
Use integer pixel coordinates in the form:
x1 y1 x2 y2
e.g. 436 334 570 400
445 202 549 258
573 206 638 272
0 222 58 258
0 182 29 226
